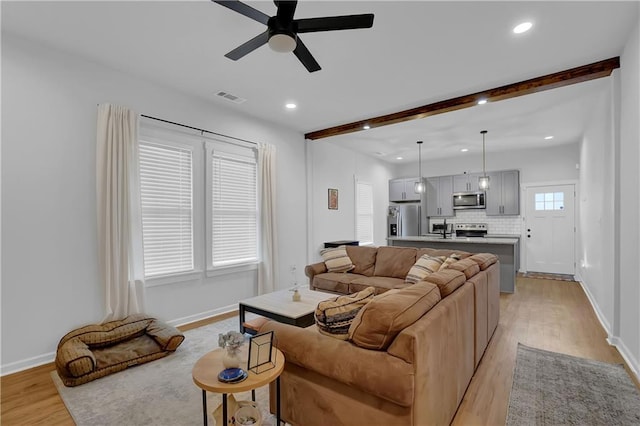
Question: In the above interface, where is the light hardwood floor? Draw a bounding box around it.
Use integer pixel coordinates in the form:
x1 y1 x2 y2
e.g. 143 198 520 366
1 279 636 425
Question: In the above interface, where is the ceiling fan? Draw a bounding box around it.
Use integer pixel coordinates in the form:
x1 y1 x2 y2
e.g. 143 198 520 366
213 0 374 72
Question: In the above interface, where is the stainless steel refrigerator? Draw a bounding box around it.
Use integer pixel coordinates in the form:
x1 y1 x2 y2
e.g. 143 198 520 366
387 204 421 237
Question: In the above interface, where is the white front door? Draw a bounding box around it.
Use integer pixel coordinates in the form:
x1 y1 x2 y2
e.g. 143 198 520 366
525 184 576 274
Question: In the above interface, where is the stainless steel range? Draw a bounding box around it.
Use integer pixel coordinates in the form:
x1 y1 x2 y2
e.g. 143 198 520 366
455 223 488 238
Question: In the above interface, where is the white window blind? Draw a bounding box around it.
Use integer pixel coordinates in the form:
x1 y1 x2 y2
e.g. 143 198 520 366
139 141 194 277
211 151 258 267
356 181 374 245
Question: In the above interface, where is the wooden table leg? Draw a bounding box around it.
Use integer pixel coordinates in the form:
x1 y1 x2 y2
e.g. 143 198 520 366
202 389 208 426
276 377 281 425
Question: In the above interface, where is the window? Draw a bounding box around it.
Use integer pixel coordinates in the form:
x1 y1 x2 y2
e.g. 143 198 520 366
210 151 258 267
535 192 564 211
139 141 194 277
138 122 258 282
356 180 374 245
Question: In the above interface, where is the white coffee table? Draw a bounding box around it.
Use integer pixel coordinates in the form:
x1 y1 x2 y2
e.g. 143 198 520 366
239 287 334 334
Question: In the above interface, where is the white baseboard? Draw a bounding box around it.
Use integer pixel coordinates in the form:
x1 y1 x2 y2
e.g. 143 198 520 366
576 276 640 382
608 336 640 382
1 305 238 377
1 351 56 376
576 276 612 334
165 304 237 328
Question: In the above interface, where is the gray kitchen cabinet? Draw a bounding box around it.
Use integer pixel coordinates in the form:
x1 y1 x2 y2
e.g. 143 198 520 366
389 177 422 202
426 175 454 217
485 170 520 215
453 172 483 193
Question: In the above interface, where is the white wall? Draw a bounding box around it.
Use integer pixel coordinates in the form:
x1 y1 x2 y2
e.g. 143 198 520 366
1 34 307 373
616 17 640 374
577 17 639 377
306 140 395 262
577 79 616 333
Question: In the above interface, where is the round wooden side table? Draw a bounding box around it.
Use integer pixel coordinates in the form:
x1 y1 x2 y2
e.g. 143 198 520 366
192 347 285 426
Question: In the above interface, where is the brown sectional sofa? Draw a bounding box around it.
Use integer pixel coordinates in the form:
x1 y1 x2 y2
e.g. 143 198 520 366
261 245 500 426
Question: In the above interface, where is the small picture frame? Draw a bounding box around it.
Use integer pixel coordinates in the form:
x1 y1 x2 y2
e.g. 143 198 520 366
328 188 338 210
247 331 276 374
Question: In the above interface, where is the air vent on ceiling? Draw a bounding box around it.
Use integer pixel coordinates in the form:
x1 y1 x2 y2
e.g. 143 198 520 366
215 91 247 104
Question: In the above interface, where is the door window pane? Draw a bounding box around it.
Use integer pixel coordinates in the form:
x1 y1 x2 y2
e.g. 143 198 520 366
535 192 565 211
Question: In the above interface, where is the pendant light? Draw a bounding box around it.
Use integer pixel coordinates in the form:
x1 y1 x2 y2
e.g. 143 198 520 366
479 130 490 190
414 141 425 193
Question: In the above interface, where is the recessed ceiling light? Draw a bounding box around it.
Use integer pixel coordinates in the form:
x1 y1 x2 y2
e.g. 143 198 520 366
477 99 487 105
513 22 533 34
460 148 469 152
544 136 554 140
285 103 297 109
396 156 403 160
363 124 371 130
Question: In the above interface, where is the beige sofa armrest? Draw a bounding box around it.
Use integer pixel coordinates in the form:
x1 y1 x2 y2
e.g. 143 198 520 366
304 262 327 286
146 320 185 351
260 320 414 407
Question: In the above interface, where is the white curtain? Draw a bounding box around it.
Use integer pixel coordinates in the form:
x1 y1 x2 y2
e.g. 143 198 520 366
96 103 145 321
258 143 278 294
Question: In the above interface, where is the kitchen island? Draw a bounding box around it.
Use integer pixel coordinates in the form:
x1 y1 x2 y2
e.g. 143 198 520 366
387 236 518 293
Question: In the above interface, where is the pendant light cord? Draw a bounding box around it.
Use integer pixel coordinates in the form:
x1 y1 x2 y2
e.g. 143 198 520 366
481 130 487 177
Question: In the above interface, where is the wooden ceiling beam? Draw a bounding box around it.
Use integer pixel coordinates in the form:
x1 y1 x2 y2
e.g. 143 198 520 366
304 57 620 140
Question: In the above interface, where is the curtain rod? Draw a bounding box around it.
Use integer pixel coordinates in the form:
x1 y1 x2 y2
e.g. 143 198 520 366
140 114 258 146
97 104 259 146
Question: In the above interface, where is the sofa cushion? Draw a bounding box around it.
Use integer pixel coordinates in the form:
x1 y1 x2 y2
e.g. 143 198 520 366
348 281 441 350
349 276 407 295
405 255 446 284
346 245 378 277
320 246 355 273
468 253 498 270
446 257 481 278
423 269 467 297
313 272 363 294
373 246 417 279
315 287 375 340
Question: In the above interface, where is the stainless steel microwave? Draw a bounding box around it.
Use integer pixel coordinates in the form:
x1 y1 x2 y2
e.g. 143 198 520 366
452 192 486 210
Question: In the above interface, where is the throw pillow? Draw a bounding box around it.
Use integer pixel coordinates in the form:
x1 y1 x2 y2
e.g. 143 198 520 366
315 287 375 340
438 253 462 271
405 255 446 284
320 246 355 273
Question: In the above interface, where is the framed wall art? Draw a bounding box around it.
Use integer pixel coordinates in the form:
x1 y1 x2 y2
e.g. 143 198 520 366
328 188 338 210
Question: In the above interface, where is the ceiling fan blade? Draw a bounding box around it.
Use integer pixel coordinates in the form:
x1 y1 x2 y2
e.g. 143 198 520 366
224 31 270 60
275 0 297 24
296 14 374 33
293 37 321 73
213 0 270 25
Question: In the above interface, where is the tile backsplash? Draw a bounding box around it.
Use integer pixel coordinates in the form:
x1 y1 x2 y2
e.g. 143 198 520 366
430 210 522 235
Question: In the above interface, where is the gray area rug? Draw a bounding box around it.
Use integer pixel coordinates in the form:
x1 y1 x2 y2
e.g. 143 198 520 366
506 343 640 425
52 315 278 426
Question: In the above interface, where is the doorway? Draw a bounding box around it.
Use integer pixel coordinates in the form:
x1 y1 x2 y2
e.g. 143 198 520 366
524 184 576 274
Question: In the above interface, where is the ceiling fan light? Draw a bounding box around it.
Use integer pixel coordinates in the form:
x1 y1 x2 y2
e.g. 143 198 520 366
268 33 297 52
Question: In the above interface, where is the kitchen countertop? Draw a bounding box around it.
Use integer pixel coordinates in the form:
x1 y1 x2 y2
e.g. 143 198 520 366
387 236 519 245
